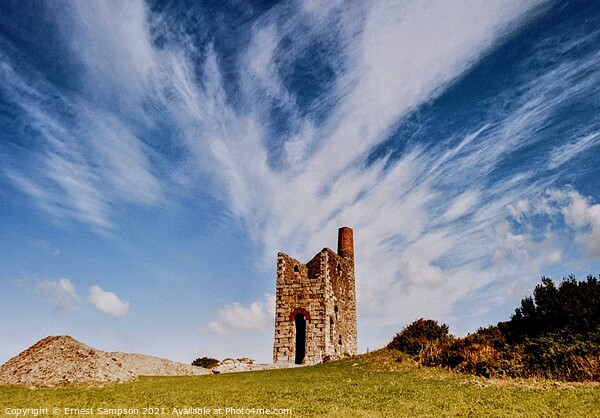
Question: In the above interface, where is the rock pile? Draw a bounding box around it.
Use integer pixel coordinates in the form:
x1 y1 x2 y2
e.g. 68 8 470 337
211 357 255 373
211 357 299 374
0 335 210 386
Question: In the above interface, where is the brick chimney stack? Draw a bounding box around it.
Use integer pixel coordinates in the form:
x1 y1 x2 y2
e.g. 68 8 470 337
337 226 354 260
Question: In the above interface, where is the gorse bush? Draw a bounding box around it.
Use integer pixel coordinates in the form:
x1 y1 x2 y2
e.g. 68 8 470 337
191 357 219 368
388 275 600 381
519 330 600 381
387 318 451 355
433 326 516 378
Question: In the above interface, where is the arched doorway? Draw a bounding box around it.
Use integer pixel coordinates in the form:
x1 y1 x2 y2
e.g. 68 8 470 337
294 314 306 364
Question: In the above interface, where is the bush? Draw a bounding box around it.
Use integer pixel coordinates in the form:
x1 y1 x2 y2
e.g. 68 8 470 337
192 357 219 369
387 276 600 381
432 326 513 377
387 318 452 355
520 330 600 381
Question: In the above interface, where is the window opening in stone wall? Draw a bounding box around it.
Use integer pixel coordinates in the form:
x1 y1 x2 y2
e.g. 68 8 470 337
337 262 341 275
338 336 342 345
295 314 306 365
330 317 334 345
294 265 299 272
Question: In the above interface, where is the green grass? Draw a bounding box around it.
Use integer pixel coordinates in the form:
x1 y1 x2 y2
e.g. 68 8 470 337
1 350 598 417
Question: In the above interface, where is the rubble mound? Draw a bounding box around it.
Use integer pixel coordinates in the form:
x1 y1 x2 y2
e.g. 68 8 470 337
0 335 210 386
211 357 299 374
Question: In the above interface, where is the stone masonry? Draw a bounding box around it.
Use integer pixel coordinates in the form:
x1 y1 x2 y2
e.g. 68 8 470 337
273 227 357 365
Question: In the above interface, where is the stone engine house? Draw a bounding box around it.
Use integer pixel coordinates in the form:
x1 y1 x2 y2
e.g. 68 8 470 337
273 227 357 365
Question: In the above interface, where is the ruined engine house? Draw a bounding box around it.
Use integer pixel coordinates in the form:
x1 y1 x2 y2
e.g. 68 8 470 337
273 227 357 365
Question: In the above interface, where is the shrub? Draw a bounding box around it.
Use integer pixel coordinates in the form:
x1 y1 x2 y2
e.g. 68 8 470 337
520 329 600 381
433 326 512 377
387 318 452 355
387 276 600 381
192 357 219 369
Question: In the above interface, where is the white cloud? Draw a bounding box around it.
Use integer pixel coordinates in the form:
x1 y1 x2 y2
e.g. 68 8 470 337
245 25 282 94
500 187 600 263
0 27 163 229
32 277 130 318
303 0 546 181
548 132 600 170
490 221 560 280
3 0 548 242
444 190 480 221
87 285 130 318
171 1 551 273
35 278 78 311
547 189 600 258
66 0 157 104
84 111 162 206
204 294 275 336
7 0 599 347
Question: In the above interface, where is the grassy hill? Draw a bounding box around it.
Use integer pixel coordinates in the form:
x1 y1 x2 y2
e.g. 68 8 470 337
1 349 598 417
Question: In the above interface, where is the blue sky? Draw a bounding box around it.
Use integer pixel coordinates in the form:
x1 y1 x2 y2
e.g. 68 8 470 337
1 0 600 364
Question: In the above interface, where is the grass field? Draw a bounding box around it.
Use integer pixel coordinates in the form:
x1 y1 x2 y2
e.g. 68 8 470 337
0 350 598 417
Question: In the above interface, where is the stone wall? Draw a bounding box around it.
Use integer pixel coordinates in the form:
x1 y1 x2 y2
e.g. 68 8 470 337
273 227 357 365
323 249 357 358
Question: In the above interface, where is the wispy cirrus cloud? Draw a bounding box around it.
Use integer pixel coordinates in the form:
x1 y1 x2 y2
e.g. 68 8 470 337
193 0 600 336
3 0 600 343
185 1 568 334
0 6 163 229
548 132 600 170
